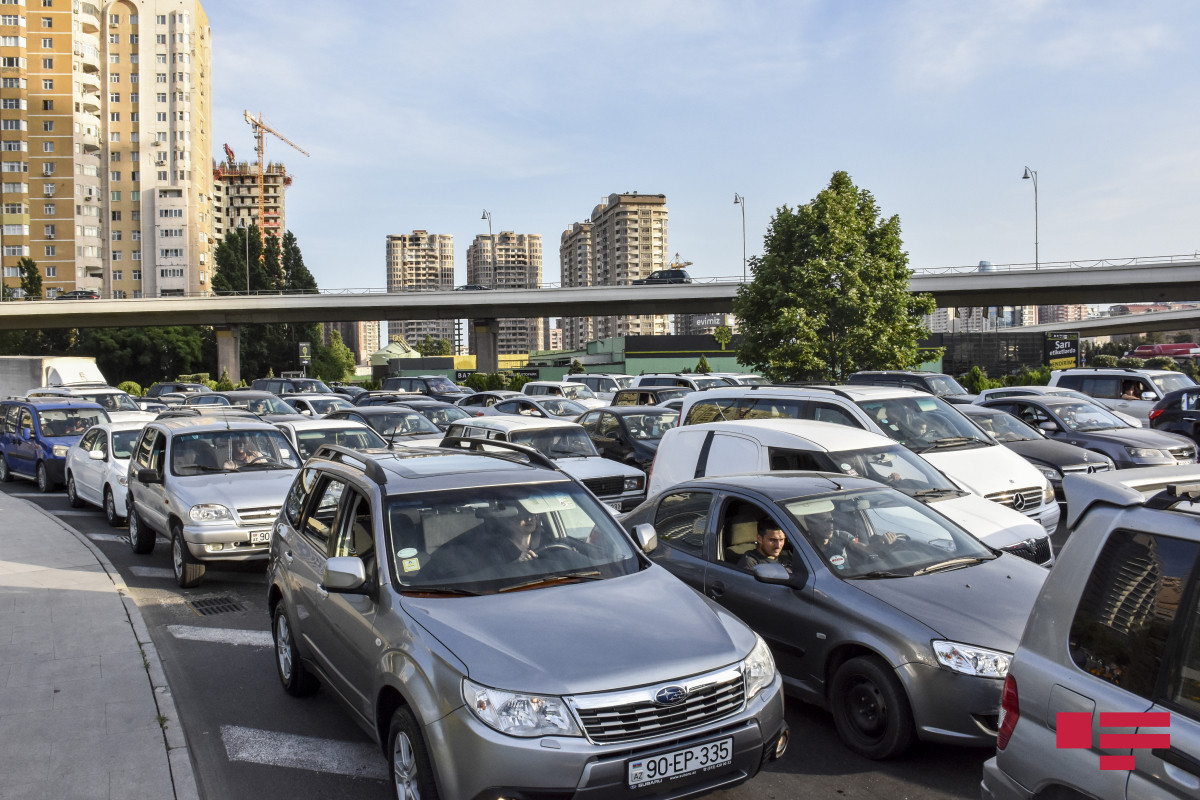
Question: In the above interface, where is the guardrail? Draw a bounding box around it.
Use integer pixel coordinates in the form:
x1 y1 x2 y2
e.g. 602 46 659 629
912 253 1200 275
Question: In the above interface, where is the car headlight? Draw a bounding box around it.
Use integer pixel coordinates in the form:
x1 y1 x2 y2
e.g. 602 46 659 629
52 445 69 457
624 476 644 492
1042 478 1055 505
463 679 582 737
190 504 233 523
1125 446 1167 460
1032 463 1060 483
742 634 776 700
932 640 1011 678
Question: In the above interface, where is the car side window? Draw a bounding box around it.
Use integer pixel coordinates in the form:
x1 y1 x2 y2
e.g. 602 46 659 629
133 429 156 468
2 404 17 433
578 411 599 432
80 428 100 451
284 467 319 528
1069 529 1200 699
1082 377 1122 399
1166 585 1200 722
1183 393 1200 412
332 489 375 572
653 491 712 556
148 432 166 472
809 402 858 427
740 398 804 421
599 413 621 439
767 448 825 471
301 476 345 549
684 399 738 425
19 408 33 435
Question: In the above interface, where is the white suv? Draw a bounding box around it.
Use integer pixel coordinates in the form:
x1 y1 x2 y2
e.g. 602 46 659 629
26 385 154 423
521 381 606 409
565 373 633 401
1048 367 1196 425
679 385 1061 535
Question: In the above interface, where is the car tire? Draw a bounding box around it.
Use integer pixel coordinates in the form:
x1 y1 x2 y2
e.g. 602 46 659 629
830 655 915 759
128 504 156 554
388 706 439 800
66 473 85 508
0 455 10 483
171 523 204 588
35 461 54 493
104 487 123 527
272 604 318 697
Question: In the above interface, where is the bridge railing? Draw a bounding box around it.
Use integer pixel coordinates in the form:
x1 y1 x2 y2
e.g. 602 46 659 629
913 253 1200 275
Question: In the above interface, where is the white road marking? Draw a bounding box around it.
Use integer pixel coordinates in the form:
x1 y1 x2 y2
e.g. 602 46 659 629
130 566 175 579
221 725 387 780
88 533 129 543
56 509 100 516
167 625 272 647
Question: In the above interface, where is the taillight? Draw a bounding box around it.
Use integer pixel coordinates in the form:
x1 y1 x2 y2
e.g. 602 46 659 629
996 673 1019 750
1148 409 1163 422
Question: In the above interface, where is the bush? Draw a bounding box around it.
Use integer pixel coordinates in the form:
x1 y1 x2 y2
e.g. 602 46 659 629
959 366 1003 394
568 359 585 375
1116 357 1145 369
117 380 142 397
214 369 236 391
1002 365 1051 387
695 355 712 374
464 373 489 392
1144 357 1177 371
1090 354 1119 368
1181 360 1200 382
507 374 531 392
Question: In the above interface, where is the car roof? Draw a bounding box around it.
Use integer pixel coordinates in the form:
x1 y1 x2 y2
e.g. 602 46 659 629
91 419 151 432
454 416 580 431
983 395 1083 408
1054 367 1178 376
671 419 894 450
152 413 281 434
276 418 376 432
523 381 578 387
1064 465 1200 528
600 405 678 415
7 397 105 409
311 445 574 494
682 471 883 500
337 405 425 415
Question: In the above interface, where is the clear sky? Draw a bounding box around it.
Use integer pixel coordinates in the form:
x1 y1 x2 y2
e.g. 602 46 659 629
204 1 1200 290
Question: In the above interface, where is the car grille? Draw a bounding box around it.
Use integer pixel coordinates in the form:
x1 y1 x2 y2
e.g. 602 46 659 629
582 477 624 498
237 505 281 526
1061 462 1112 476
985 487 1043 515
570 667 746 745
1002 535 1052 565
1168 445 1196 464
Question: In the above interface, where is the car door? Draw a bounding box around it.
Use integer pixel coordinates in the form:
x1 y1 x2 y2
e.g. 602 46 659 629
73 428 105 505
589 412 625 460
647 489 715 591
285 473 347 687
139 431 171 533
10 406 37 476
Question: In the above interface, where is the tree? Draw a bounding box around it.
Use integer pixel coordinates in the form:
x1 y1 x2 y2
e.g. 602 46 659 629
568 359 585 375
732 171 938 383
18 257 42 300
695 354 712 374
311 330 357 382
417 336 452 356
713 325 732 351
71 326 211 388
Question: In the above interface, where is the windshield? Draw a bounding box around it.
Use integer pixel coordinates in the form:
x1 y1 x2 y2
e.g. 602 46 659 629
292 379 334 394
415 404 469 429
1154 373 1196 394
926 375 970 396
822 444 958 493
783 488 994 579
858 396 992 452
80 392 140 412
614 376 634 389
170 429 300 475
510 428 599 458
38 408 109 436
622 410 679 440
560 384 596 400
187 395 228 406
386 481 640 593
694 377 730 389
968 410 1040 442
310 397 353 414
291 426 387 460
233 396 295 416
111 429 140 459
372 410 442 437
425 377 460 393
540 398 587 417
1053 401 1128 432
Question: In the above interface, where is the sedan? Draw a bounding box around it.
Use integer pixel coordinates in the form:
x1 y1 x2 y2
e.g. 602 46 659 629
273 419 388 460
974 385 1142 427
476 396 588 420
1149 387 1200 444
621 472 1047 759
64 420 147 526
578 406 679 471
455 390 522 413
184 391 304 422
980 395 1196 469
386 398 471 431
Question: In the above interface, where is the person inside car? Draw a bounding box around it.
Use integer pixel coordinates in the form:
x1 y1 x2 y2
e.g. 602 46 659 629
224 438 265 469
424 503 541 579
806 508 899 569
1121 382 1140 400
737 519 793 572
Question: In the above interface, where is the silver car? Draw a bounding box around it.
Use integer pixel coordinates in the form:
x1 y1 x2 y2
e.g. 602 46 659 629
268 443 788 800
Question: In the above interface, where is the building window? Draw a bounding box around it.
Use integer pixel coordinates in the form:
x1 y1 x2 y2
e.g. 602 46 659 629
110 210 120 221
129 74 137 83
111 250 121 260
41 16 51 28
110 191 120 201
41 100 51 110
41 142 53 153
108 13 118 24
155 15 165 24
1 14 18 23
112 270 122 281
42 79 52 90
155 53 165 63
109 92 119 103
109 171 120 182
109 112 119 122
108 53 119 63
43 224 53 236
44 203 55 215
155 112 165 122
43 245 54 256
155 33 165 44
43 120 53 132
130 191 139 202
109 73 120 83
157 171 166 181
39 163 53 175
108 33 118 44
44 266 55 277
130 171 138 180
131 210 140 221
109 132 119 142
131 230 140 241
111 230 120 240
41 57 52 68
0 57 25 69
156 73 165 83
129 112 138 122
1 119 25 130
1 267 18 278
156 92 166 102
109 152 120 162
129 92 138 102
129 34 137 44
40 37 51 48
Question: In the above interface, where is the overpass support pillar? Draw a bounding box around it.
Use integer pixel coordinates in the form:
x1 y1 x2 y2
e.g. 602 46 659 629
216 325 241 385
473 318 499 374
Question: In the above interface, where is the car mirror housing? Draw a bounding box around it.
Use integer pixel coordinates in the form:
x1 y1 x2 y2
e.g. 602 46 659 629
88 449 105 461
136 468 162 484
1039 421 1059 432
632 523 658 553
323 556 368 593
754 562 807 590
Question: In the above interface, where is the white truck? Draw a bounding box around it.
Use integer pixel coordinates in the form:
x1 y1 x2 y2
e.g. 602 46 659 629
0 356 107 399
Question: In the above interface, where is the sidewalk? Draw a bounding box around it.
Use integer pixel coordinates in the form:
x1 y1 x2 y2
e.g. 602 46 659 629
0 493 198 800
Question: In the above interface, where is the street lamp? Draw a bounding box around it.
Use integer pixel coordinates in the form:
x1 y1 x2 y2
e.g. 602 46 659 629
733 193 746 281
1021 167 1038 271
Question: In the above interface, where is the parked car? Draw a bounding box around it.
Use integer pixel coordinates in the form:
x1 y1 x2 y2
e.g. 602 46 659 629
328 382 368 400
380 374 470 403
25 385 154 423
632 268 692 284
847 371 977 404
612 386 693 406
443 416 647 511
268 442 787 800
55 288 100 300
474 395 588 420
64 420 147 525
1048 367 1195 425
521 380 606 409
679 385 1062 535
352 391 427 407
632 373 733 391
384 398 471 431
125 414 302 587
577 406 679 472
622 472 1047 758
279 393 354 418
182 390 304 422
957 405 1113 501
453 283 491 291
250 377 335 395
273 418 388 461
454 390 521 412
565 373 634 401
982 465 1200 800
647 419 1054 564
979 395 1196 469
975 385 1142 427
709 373 767 386
322 406 444 445
1149 386 1200 444
0 398 110 492
145 382 212 398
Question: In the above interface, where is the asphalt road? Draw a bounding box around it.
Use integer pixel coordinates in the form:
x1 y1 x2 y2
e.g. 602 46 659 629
4 479 996 800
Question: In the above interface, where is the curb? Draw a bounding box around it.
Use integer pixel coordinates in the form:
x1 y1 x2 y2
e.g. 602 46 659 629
21 497 201 800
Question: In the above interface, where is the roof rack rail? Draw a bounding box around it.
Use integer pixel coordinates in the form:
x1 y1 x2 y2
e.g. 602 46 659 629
438 436 560 473
310 444 389 485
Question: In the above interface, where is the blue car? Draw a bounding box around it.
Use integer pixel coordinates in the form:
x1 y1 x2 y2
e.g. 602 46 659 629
0 397 110 491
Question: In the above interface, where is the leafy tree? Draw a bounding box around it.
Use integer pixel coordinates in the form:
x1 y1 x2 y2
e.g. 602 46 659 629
417 336 452 357
1144 357 1177 371
733 171 938 382
214 369 236 391
311 330 356 382
1001 364 1051 387
1181 360 1199 382
568 359 585 375
713 325 732 351
18 257 42 300
464 372 489 392
485 372 509 391
70 326 211 388
695 354 712 374
507 374 531 392
959 366 1003 393
117 380 142 396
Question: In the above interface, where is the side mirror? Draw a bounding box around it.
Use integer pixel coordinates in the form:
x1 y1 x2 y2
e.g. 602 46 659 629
632 522 658 553
322 556 368 594
88 449 105 461
1141 392 1156 401
301 408 313 416
754 561 808 590
136 468 162 484
1038 421 1059 432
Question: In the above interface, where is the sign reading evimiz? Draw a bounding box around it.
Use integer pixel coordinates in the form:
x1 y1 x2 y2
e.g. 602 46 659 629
1044 332 1080 370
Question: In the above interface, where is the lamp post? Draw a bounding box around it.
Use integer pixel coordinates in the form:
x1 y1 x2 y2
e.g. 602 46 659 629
244 223 250 293
733 193 746 281
1021 167 1038 271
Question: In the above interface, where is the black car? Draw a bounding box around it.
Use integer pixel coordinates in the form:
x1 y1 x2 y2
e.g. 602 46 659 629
847 371 977 405
386 398 471 431
611 386 691 406
979 395 1196 469
958 405 1113 500
352 391 426 407
631 268 692 285
380 374 471 403
56 289 100 300
250 377 335 395
1150 387 1200 444
454 284 492 291
328 382 368 400
578 406 679 471
323 406 443 443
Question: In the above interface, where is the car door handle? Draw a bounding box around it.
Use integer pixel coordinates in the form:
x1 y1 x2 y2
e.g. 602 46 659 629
707 581 725 599
1153 747 1200 779
282 549 293 562
317 584 329 599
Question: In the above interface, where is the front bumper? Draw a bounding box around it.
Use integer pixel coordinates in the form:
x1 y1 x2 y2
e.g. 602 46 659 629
897 661 1004 747
426 674 785 800
182 522 271 563
1025 500 1060 536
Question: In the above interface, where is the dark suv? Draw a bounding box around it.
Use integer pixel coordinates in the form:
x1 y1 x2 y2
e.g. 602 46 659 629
380 374 469 402
846 371 976 404
632 269 692 285
251 377 335 395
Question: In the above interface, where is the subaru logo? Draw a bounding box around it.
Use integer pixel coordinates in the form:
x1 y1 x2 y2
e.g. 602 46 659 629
655 685 688 706
1011 492 1028 512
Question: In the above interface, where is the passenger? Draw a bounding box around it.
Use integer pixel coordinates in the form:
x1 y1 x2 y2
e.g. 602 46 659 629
737 519 793 572
67 416 89 434
424 504 541 577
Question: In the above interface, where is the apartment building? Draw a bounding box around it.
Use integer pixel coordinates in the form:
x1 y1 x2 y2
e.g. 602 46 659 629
323 319 379 366
559 221 592 350
0 0 214 300
465 230 543 354
385 230 454 344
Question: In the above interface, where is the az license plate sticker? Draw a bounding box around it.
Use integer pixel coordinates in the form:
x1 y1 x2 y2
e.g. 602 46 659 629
627 737 732 788
249 530 271 544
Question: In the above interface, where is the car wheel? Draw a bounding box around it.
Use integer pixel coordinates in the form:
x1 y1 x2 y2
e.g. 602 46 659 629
66 473 85 508
171 523 204 588
272 604 318 697
0 455 10 483
128 504 156 554
104 487 123 527
35 461 54 493
830 655 915 759
388 706 439 800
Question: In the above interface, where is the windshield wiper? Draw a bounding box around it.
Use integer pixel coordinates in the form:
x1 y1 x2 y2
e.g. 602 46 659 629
400 585 483 597
919 436 984 452
849 570 909 579
909 488 960 500
498 571 603 592
912 556 989 576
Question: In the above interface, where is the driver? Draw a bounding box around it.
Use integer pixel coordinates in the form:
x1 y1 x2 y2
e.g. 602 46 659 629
807 510 899 568
225 438 265 468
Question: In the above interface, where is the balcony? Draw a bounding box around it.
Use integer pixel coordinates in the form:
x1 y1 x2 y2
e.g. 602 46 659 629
75 2 101 32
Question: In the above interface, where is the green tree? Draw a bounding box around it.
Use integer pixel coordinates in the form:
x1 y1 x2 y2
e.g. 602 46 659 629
959 366 1003 393
417 336 452 356
733 171 938 382
713 325 732 351
568 359 585 375
70 326 211 388
311 330 357 382
18 256 42 300
507 374 531 392
214 369 236 391
695 354 712 374
1116 357 1145 369
117 380 142 396
1144 357 1178 371
465 372 489 392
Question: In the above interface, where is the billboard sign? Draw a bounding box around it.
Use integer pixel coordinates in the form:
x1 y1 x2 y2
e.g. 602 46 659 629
1045 332 1080 370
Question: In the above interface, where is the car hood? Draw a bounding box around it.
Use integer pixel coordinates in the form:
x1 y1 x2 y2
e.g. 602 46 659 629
109 411 156 423
402 568 755 695
933 494 1047 549
554 456 644 480
924 443 1043 495
850 555 1045 651
1067 428 1191 448
1000 438 1109 467
173 468 297 509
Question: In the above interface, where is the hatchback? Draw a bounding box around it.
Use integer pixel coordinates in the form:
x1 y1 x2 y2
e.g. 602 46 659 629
64 420 147 525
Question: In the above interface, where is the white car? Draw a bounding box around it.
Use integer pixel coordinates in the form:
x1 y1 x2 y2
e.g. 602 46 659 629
273 418 388 461
649 419 1055 565
26 385 156 423
520 381 606 409
64 420 148 526
279 393 354 418
564 373 634 401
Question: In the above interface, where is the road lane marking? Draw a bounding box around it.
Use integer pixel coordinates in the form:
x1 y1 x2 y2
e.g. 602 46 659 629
167 625 272 647
56 510 101 516
130 566 175 579
221 725 387 780
88 533 129 543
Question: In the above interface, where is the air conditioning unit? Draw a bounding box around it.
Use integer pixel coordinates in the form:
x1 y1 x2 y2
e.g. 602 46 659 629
46 233 53 239
151 140 161 147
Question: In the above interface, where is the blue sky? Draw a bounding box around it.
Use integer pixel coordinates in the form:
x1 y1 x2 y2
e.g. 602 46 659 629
204 1 1200 290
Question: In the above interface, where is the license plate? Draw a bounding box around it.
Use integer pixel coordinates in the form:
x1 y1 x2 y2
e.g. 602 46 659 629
606 501 624 511
627 737 732 788
249 530 271 544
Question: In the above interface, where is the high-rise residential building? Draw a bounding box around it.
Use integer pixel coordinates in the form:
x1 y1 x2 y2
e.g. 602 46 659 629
466 230 543 354
213 156 289 239
0 0 215 299
559 193 670 349
1037 304 1090 325
385 230 454 345
323 319 379 366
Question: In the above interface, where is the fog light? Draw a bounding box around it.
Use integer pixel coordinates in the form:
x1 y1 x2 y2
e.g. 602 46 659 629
774 727 790 759
205 543 224 552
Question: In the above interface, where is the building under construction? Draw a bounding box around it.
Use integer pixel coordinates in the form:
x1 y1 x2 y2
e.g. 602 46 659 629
212 157 292 240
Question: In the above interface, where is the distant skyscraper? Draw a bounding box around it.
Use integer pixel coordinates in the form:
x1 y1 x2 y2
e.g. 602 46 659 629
560 221 593 350
466 231 543 354
385 230 454 344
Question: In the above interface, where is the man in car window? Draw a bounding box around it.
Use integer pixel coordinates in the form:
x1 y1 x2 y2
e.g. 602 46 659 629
738 519 793 572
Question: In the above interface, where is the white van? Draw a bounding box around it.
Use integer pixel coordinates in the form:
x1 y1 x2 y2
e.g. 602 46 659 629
649 419 1053 564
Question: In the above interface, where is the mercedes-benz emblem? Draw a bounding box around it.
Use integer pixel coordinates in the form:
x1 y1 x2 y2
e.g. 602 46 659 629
1011 492 1028 512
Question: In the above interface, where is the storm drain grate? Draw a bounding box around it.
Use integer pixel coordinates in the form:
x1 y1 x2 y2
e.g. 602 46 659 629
187 595 246 616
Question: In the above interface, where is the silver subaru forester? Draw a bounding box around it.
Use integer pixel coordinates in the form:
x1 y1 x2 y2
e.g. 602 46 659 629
267 442 788 800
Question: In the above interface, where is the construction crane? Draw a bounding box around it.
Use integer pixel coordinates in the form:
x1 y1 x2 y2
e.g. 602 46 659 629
243 110 310 235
